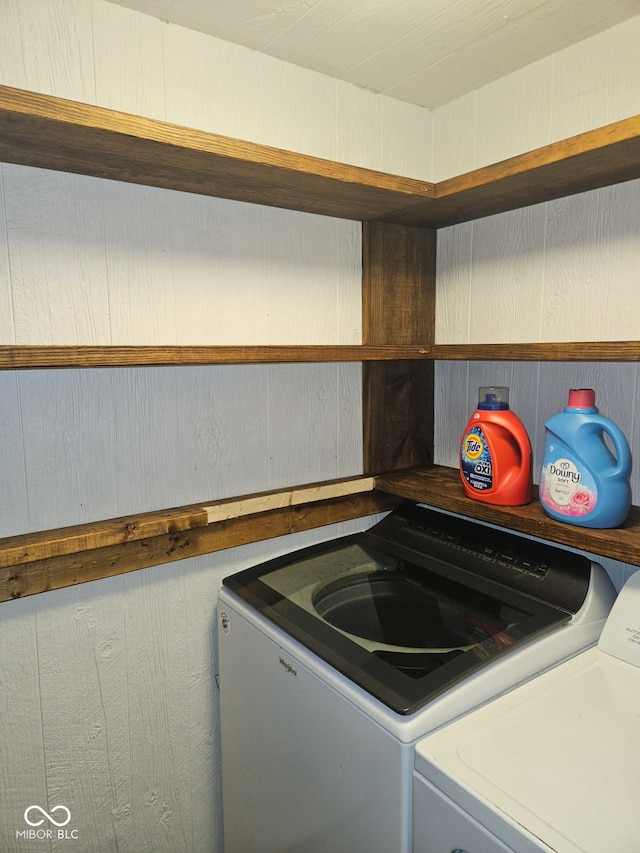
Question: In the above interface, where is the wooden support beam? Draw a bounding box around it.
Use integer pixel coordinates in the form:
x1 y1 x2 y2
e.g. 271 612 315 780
362 222 436 473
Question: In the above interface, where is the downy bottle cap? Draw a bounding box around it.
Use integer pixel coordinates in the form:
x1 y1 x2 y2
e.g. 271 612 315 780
567 388 597 411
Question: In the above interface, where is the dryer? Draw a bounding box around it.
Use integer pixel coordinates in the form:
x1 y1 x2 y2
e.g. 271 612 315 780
413 569 640 853
217 503 616 853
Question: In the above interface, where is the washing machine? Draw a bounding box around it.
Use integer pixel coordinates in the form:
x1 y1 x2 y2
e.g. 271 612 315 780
217 503 616 853
412 569 640 853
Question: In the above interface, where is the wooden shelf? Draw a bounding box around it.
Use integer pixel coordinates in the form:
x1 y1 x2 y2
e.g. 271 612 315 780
374 465 640 567
0 344 433 370
0 477 399 602
397 115 640 228
431 341 640 362
0 84 432 224
2 84 638 584
2 84 640 228
1 341 638 370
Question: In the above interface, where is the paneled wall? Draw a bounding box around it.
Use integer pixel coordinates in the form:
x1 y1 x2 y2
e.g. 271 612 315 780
0 2 431 851
433 16 640 591
432 15 640 181
0 168 366 534
1 2 640 851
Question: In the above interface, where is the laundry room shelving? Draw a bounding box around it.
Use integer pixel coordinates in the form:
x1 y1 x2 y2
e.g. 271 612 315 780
1 82 640 601
374 466 640 567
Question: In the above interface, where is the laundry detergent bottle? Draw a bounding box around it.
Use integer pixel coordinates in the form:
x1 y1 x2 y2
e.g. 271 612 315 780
539 388 632 528
460 386 533 506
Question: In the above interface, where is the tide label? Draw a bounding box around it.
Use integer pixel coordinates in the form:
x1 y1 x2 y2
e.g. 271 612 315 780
461 426 493 491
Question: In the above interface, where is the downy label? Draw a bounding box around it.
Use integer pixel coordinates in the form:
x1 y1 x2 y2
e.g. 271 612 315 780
539 453 598 517
461 425 493 491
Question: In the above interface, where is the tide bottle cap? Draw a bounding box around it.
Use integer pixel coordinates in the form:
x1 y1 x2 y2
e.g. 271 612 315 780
568 388 596 408
478 386 509 410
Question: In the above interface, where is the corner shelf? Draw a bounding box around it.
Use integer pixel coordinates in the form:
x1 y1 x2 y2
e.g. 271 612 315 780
375 466 640 567
2 82 640 597
2 84 640 228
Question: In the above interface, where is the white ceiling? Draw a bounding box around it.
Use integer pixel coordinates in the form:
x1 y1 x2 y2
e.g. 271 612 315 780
110 0 640 108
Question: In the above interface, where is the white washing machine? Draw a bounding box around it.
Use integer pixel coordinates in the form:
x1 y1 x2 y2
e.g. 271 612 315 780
413 569 640 853
217 503 616 853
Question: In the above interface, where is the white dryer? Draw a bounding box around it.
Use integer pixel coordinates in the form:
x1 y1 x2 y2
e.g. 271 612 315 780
413 570 640 853
217 504 616 853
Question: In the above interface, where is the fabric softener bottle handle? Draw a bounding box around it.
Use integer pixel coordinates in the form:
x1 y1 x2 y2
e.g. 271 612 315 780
602 424 632 479
569 389 631 479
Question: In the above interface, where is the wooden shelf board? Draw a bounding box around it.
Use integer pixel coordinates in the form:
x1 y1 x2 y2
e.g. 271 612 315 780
0 84 433 223
391 114 640 227
431 341 640 362
0 344 433 369
1 341 637 370
0 477 399 602
2 85 640 228
374 465 640 567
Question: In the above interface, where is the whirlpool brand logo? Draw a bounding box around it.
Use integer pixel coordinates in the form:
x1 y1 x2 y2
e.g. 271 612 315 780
16 804 79 841
279 656 298 676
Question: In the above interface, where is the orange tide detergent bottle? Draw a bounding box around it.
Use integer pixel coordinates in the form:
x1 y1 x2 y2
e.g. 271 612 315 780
460 386 533 506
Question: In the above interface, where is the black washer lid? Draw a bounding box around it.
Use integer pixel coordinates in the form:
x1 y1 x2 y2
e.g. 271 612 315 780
366 503 591 614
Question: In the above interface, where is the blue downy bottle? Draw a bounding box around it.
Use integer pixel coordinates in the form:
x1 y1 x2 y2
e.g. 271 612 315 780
539 388 632 528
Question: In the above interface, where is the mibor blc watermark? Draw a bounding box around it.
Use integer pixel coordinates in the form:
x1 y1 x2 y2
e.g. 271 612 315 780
16 805 79 841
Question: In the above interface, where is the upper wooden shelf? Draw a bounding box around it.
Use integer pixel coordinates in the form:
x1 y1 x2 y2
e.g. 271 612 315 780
0 85 432 224
398 115 640 227
2 85 640 228
375 465 640 567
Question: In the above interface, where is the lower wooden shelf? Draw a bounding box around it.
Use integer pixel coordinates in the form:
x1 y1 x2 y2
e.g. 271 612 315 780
4 465 638 604
0 477 399 603
374 465 640 567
